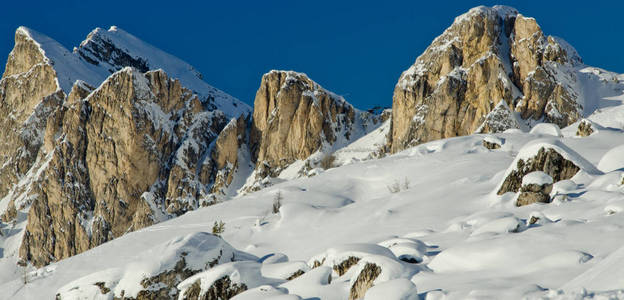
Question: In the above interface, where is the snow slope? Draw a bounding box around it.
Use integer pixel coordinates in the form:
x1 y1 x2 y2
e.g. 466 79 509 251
3 108 624 298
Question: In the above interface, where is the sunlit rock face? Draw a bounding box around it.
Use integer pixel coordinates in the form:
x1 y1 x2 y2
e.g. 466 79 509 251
391 5 582 153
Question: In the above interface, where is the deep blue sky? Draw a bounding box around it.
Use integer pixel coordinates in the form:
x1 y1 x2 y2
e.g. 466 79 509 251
1 1 621 109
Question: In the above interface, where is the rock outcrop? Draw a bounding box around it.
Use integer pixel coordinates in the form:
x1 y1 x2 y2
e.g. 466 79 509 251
497 147 580 195
18 68 236 267
54 232 252 300
482 136 503 150
251 71 355 169
246 71 383 189
391 6 583 152
576 119 595 137
0 26 250 267
349 263 382 300
0 28 65 202
516 171 553 206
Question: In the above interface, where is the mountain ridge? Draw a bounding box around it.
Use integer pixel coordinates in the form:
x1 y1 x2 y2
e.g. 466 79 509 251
0 5 624 299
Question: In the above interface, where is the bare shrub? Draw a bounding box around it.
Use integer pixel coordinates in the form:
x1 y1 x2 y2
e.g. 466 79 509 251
387 180 401 193
320 154 336 170
387 177 410 194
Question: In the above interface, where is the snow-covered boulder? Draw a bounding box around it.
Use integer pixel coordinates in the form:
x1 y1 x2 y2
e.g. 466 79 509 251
471 216 524 234
261 261 310 281
516 171 554 206
363 278 419 300
308 243 396 276
530 123 563 137
177 261 283 300
496 139 600 195
55 232 255 300
348 255 414 300
378 238 427 263
482 135 504 150
575 119 597 137
597 144 624 173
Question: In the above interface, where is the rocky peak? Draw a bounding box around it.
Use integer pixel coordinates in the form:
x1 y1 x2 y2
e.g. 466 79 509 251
74 26 250 118
3 27 48 78
391 5 584 153
0 25 255 268
14 67 239 267
251 70 356 168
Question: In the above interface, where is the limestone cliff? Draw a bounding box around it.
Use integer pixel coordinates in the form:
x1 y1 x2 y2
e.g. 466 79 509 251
247 71 383 189
391 6 583 152
0 27 250 267
0 28 65 204
17 68 236 266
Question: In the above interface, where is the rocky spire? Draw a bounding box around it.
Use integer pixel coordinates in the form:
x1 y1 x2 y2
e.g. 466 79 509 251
391 6 583 153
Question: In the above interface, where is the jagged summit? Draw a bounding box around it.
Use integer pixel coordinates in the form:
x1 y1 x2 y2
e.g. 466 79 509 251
10 26 105 93
73 25 251 117
389 5 618 153
7 25 249 118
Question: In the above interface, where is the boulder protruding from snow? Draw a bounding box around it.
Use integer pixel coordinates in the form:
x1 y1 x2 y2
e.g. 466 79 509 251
482 135 504 150
497 140 600 195
177 261 283 300
307 243 396 277
516 171 554 206
55 232 255 300
348 255 412 300
576 119 596 137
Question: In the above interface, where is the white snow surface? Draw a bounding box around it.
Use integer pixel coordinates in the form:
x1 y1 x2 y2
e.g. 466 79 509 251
3 112 624 298
523 171 554 186
597 144 624 173
530 123 563 137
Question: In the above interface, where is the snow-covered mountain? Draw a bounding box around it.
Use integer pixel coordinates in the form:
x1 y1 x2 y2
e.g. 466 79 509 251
1 5 624 300
390 6 623 153
0 25 386 273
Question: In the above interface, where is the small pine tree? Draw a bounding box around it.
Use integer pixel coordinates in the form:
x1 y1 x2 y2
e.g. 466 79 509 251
212 220 225 237
403 177 410 190
273 191 283 214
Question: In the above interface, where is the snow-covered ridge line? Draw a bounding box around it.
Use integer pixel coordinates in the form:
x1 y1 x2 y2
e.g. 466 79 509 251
9 26 249 119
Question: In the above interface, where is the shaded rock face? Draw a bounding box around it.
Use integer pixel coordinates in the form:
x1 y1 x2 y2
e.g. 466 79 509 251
476 100 520 133
77 28 149 73
391 6 582 152
349 263 382 300
18 69 230 267
208 114 250 197
497 147 580 195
